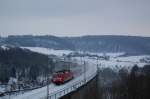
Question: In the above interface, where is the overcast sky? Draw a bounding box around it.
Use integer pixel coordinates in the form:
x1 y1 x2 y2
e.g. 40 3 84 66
0 0 150 37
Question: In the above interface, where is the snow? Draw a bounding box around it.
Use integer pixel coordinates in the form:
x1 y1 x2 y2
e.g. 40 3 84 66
20 46 149 72
0 45 9 50
1 47 97 99
8 77 18 85
21 47 73 56
2 47 149 99
84 55 149 72
5 57 97 99
113 55 150 63
74 54 149 73
21 47 125 58
89 52 125 58
100 60 147 71
0 86 5 93
106 52 125 57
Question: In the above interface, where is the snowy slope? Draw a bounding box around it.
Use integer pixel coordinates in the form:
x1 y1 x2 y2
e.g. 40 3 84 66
21 47 73 56
0 45 10 50
21 47 125 58
76 54 149 73
21 47 149 71
113 55 149 63
87 52 125 58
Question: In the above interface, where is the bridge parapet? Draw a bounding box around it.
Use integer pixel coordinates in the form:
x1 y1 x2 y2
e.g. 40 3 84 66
45 72 97 99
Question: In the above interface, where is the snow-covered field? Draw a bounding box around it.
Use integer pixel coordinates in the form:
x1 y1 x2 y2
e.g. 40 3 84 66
21 47 73 56
84 55 149 72
21 47 125 58
112 55 149 62
21 47 150 71
87 52 125 58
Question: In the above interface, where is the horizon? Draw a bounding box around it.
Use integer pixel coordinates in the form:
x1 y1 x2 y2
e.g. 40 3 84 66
1 34 150 38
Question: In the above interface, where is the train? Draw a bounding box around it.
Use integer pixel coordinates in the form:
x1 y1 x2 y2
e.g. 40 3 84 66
51 70 74 85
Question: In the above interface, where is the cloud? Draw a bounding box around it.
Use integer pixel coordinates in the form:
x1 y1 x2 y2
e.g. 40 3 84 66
0 0 150 36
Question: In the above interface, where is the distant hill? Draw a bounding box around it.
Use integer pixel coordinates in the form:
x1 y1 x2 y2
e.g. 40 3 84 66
0 35 150 55
0 35 75 50
66 35 150 55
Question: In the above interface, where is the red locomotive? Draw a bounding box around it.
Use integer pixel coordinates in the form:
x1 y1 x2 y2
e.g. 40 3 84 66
52 70 74 85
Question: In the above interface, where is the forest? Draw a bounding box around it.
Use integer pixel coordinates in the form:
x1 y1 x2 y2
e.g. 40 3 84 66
0 47 50 84
98 64 150 99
